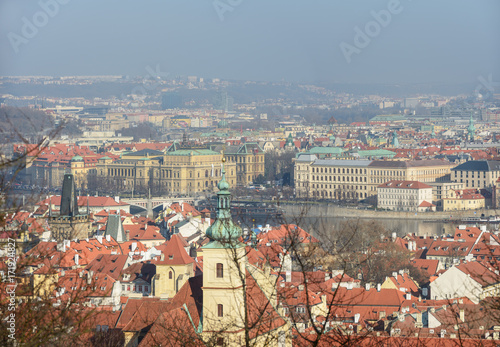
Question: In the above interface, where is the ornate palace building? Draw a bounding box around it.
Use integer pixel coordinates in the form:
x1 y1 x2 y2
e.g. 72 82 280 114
17 143 102 190
95 141 265 195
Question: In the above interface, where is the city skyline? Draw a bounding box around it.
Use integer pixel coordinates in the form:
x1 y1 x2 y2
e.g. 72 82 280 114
1 0 499 84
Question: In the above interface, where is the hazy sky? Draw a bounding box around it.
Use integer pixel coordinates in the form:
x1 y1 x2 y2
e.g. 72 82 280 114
1 0 499 84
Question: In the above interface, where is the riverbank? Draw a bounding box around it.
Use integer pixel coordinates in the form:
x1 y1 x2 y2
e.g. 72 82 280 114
282 203 498 221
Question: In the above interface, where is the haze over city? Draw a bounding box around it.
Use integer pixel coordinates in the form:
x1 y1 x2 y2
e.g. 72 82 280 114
2 1 500 346
1 0 499 84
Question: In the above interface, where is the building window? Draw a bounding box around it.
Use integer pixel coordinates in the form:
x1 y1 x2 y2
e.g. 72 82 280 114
216 263 224 278
169 271 173 279
217 337 224 346
218 304 224 317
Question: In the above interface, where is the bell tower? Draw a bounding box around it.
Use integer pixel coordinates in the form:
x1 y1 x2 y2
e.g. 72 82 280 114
202 157 246 344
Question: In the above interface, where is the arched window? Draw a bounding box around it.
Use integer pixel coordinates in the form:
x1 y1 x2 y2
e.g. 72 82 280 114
218 304 224 317
169 271 173 279
205 170 209 177
216 263 224 278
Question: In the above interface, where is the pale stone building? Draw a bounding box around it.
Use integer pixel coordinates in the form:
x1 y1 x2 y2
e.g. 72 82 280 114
377 180 433 212
451 160 500 189
295 155 454 202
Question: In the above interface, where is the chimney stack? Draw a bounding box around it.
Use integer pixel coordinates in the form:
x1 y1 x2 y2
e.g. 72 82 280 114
459 308 465 322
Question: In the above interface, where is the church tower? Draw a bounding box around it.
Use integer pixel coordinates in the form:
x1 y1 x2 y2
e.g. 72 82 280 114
202 158 246 344
467 115 476 142
48 173 92 241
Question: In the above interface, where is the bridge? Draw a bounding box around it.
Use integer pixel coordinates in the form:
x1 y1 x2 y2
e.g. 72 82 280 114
122 197 201 210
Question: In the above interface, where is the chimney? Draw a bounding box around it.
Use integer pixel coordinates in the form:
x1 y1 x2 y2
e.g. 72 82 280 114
286 271 291 283
416 312 423 328
105 234 111 242
377 283 381 292
365 283 371 291
160 254 165 261
406 293 411 300
114 196 120 204
75 254 79 266
97 235 103 244
354 313 360 324
392 232 397 242
131 242 137 252
459 309 465 322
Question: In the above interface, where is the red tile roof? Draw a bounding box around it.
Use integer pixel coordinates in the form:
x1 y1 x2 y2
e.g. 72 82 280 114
154 234 194 266
378 180 432 189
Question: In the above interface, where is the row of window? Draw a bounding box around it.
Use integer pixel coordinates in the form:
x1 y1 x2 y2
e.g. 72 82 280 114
456 171 488 178
122 284 149 293
312 190 368 199
311 184 367 191
312 167 367 174
311 175 367 183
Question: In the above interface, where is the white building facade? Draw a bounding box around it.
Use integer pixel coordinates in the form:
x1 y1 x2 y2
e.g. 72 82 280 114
377 180 433 212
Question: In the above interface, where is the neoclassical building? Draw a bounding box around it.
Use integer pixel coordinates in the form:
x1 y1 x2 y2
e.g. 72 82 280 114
295 155 456 201
95 142 265 195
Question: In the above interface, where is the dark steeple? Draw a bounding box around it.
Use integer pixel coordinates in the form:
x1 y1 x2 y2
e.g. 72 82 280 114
60 173 79 217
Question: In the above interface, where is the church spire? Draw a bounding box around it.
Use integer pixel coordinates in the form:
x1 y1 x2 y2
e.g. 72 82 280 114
205 156 242 245
60 173 78 217
467 115 476 141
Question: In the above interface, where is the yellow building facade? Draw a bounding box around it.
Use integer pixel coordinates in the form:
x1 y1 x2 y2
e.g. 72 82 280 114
442 189 485 211
95 143 265 195
295 156 456 201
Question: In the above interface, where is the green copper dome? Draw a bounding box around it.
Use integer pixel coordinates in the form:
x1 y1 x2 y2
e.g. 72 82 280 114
71 155 84 162
218 120 229 128
205 162 242 246
217 168 230 191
